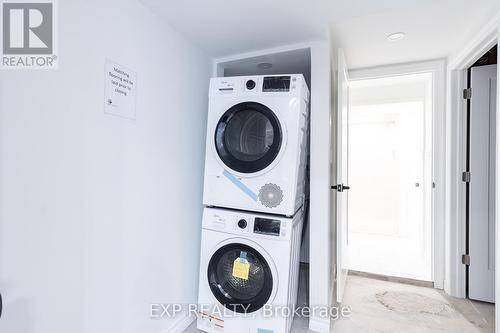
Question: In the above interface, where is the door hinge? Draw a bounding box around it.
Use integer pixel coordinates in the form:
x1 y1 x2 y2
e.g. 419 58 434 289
462 254 471 266
463 88 472 100
462 171 471 183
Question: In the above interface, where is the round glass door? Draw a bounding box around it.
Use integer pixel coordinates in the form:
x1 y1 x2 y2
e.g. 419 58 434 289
207 243 274 313
215 102 282 174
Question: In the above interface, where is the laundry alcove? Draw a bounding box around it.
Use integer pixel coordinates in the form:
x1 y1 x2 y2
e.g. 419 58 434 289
207 43 336 333
215 48 312 90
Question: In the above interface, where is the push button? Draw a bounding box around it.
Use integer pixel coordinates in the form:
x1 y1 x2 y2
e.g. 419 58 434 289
238 219 248 229
246 80 256 90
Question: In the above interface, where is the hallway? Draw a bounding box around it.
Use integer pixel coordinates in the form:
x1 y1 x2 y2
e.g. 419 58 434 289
334 276 494 333
186 271 494 332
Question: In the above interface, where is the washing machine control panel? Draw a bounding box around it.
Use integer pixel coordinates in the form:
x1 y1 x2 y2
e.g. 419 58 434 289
204 209 292 238
253 217 281 236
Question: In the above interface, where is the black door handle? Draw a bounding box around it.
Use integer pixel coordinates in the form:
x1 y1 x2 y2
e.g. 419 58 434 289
331 184 350 192
0 292 2 319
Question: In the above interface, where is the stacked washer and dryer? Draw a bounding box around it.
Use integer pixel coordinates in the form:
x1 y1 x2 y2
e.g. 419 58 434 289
197 75 310 333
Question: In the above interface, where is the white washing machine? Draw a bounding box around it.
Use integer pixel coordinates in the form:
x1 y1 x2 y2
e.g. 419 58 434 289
203 75 310 216
197 207 304 333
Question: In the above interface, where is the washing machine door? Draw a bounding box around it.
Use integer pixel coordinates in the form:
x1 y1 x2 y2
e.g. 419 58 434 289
215 102 282 174
207 242 275 313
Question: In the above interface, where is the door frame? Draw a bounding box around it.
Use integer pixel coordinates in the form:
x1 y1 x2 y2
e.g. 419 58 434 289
335 48 350 303
349 60 446 289
446 14 500 303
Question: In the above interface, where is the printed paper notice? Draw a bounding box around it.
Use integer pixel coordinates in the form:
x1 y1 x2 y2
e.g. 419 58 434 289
104 60 137 119
232 258 250 280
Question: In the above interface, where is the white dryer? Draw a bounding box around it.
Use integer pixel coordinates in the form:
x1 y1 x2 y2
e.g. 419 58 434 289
203 75 310 216
197 207 304 333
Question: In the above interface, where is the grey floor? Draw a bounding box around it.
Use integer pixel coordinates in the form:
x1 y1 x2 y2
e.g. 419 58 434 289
186 267 495 333
335 275 495 333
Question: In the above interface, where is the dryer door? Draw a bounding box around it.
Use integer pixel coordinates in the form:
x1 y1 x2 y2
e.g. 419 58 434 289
215 102 282 174
207 242 274 313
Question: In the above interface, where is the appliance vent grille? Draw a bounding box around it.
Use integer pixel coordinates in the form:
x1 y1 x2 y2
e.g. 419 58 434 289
258 183 283 208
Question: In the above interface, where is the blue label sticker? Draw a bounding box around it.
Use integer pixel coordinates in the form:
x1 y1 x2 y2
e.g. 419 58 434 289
239 251 247 263
223 170 258 201
257 329 274 333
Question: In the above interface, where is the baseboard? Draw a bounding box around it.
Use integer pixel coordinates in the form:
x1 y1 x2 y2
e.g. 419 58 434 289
308 316 330 333
349 270 434 288
166 311 195 333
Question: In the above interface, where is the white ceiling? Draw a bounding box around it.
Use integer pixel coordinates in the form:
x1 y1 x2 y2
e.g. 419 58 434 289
330 0 500 69
139 0 329 58
140 0 500 69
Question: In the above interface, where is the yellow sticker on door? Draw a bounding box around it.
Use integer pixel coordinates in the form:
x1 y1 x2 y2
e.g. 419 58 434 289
232 251 250 280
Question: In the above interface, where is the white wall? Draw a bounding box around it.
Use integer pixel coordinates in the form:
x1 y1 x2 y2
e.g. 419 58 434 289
0 0 210 332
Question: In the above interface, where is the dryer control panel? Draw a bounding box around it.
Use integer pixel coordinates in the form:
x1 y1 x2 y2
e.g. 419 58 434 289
209 74 309 102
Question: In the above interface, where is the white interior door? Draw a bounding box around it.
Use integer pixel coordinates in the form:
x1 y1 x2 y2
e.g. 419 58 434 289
335 49 350 303
469 64 497 303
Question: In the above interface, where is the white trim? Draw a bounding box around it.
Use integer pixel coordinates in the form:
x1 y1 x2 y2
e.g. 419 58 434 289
448 12 500 70
444 67 467 298
308 40 333 332
309 316 331 333
335 48 349 302
445 12 500 300
165 311 195 333
496 22 500 333
350 60 446 81
349 60 447 290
